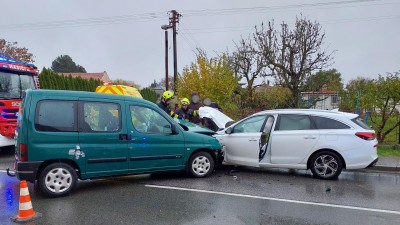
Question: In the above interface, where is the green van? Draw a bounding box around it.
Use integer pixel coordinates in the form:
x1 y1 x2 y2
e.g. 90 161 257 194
12 89 222 197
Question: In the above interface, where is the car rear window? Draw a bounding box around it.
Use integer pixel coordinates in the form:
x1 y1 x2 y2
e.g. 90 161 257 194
312 116 350 129
351 117 373 130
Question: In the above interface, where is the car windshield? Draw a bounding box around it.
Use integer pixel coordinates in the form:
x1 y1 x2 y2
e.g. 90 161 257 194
0 71 36 99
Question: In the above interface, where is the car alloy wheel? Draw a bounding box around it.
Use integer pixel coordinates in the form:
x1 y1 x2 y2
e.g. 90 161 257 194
310 151 343 180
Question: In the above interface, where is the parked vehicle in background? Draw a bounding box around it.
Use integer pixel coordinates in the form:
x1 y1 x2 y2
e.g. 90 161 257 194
10 89 222 197
214 109 378 180
0 56 39 148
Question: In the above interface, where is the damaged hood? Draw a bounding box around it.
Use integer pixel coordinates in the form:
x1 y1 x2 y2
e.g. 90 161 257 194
198 106 235 130
175 119 216 135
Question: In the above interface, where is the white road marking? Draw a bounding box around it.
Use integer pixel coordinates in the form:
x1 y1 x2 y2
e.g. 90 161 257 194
0 170 9 173
146 184 400 215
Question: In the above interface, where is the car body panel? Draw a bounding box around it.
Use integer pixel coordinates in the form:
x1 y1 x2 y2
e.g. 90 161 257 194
214 109 378 174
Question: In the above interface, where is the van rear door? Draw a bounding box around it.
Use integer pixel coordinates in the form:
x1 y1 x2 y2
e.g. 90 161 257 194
28 98 80 168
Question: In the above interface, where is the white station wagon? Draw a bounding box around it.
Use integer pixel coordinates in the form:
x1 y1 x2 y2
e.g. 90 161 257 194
214 109 378 179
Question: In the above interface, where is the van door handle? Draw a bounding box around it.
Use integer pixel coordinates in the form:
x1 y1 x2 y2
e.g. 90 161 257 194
119 134 131 140
248 138 258 142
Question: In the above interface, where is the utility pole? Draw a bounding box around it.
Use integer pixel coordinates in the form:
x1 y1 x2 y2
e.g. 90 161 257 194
169 10 181 91
164 30 169 91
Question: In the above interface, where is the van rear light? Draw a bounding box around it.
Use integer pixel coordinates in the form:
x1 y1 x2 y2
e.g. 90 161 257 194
20 143 28 161
355 132 375 141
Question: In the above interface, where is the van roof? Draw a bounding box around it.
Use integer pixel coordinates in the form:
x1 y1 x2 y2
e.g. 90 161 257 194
26 89 153 105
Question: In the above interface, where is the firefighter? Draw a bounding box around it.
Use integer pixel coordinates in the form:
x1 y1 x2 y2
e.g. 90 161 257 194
202 97 223 112
201 97 222 131
174 98 197 121
188 91 202 124
157 90 176 117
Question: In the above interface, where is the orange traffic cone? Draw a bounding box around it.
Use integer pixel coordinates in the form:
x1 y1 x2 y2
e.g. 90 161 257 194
11 180 42 223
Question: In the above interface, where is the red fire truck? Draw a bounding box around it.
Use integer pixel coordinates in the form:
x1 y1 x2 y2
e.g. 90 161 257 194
0 55 39 147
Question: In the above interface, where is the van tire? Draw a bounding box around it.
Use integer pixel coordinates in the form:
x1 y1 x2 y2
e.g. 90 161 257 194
188 152 214 178
38 163 78 197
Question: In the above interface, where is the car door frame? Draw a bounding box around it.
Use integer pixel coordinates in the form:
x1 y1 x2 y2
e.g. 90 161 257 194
222 114 269 167
269 113 320 167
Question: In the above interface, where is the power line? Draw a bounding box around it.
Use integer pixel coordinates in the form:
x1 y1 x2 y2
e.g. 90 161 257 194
0 0 397 32
180 14 400 35
179 23 202 49
0 12 166 31
181 0 389 16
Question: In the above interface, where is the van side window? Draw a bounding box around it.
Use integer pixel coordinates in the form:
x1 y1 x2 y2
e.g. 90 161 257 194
35 100 77 132
81 102 120 132
130 105 171 134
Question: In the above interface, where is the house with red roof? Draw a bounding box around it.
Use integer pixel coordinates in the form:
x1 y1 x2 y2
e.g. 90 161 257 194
59 71 111 83
301 85 339 110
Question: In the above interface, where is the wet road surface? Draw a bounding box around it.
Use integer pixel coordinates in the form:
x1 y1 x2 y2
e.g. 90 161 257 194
1 148 400 225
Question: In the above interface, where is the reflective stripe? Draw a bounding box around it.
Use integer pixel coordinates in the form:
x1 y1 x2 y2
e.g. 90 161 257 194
19 202 33 211
97 86 123 95
20 195 31 203
20 187 29 196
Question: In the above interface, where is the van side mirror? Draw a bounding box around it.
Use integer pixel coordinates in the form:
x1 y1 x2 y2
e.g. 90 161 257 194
170 124 179 134
225 127 232 134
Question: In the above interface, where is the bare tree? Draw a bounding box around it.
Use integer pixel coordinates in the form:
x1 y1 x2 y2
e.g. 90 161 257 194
254 16 335 107
229 36 271 98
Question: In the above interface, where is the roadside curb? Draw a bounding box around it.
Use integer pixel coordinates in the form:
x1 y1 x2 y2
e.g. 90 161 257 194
357 166 400 174
370 166 400 172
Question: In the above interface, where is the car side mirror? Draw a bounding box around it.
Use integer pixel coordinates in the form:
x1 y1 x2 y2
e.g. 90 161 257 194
170 124 179 134
225 127 232 134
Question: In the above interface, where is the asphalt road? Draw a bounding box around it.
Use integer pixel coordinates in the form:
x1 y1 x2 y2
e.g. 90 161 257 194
1 147 400 225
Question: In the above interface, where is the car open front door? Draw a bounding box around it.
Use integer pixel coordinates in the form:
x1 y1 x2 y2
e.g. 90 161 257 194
219 115 268 167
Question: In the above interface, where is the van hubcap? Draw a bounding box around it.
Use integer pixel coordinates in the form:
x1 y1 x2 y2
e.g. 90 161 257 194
45 168 72 193
192 156 210 176
314 155 338 177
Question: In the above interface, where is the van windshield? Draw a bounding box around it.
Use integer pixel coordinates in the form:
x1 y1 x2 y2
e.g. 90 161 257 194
0 72 36 99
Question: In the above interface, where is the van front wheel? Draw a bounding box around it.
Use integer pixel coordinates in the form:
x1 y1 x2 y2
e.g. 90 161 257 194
189 152 214 178
38 163 78 197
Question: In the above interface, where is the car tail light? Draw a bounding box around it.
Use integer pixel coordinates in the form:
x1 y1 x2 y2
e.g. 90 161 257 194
20 143 28 161
355 132 375 141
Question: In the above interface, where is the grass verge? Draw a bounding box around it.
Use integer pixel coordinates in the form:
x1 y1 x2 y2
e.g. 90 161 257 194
378 145 400 157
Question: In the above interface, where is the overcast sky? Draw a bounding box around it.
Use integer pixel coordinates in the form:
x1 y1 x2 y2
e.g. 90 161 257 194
1 0 399 88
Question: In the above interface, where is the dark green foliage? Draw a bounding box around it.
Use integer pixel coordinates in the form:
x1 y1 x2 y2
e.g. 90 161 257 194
303 69 343 92
39 68 101 91
140 88 158 103
51 55 87 73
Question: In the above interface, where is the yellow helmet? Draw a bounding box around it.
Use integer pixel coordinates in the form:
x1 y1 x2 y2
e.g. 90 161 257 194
181 98 190 105
162 90 174 100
